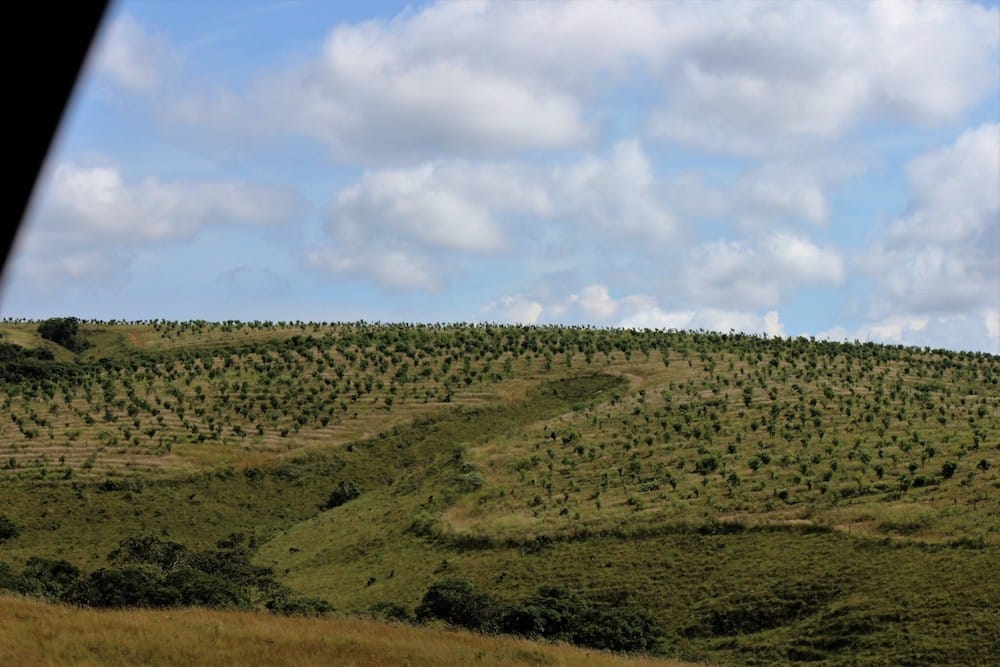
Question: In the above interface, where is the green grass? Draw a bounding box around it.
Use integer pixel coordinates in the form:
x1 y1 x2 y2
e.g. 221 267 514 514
0 319 997 665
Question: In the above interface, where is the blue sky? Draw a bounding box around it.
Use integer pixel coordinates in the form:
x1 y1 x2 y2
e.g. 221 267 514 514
3 0 998 352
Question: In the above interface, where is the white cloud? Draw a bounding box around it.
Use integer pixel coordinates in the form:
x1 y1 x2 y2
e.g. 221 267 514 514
95 15 173 93
39 163 298 243
556 140 675 240
484 282 787 338
684 233 844 309
665 156 863 231
481 294 544 325
14 161 301 290
619 306 786 338
985 311 1000 342
819 313 998 353
570 285 619 320
765 234 846 284
315 141 674 290
329 162 546 254
890 124 1000 244
732 165 832 226
618 308 694 331
865 124 1000 316
160 2 996 161
648 0 998 155
762 311 785 338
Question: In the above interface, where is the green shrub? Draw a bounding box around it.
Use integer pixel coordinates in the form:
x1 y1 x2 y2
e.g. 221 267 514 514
163 567 250 609
415 579 502 632
37 317 89 353
500 587 582 640
0 515 19 543
18 557 81 598
65 565 179 608
571 606 663 653
323 480 361 509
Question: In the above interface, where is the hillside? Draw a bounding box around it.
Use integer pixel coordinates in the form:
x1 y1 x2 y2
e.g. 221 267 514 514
1 320 997 665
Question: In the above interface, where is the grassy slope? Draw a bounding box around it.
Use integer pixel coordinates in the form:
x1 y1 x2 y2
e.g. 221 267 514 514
1 321 998 665
0 595 692 667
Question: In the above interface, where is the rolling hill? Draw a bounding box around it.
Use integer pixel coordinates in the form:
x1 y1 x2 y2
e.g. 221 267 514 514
1 319 997 665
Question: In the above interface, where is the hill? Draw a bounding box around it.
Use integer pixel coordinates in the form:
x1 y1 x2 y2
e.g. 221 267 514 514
0 319 997 665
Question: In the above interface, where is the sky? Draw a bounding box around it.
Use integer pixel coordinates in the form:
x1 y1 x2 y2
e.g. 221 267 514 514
2 0 998 353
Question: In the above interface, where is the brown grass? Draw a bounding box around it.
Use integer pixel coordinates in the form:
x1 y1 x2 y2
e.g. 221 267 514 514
0 595 699 667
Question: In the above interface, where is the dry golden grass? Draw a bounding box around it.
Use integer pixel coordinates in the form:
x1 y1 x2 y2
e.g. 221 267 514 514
0 595 699 667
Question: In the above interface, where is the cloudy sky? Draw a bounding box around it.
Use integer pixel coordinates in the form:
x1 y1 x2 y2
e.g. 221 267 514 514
3 0 998 352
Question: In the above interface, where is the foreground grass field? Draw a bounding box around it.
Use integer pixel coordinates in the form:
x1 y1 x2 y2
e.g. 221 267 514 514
0 595 694 667
1 320 997 665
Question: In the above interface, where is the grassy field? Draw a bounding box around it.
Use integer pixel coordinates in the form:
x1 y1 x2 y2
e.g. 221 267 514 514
0 320 997 665
0 595 694 667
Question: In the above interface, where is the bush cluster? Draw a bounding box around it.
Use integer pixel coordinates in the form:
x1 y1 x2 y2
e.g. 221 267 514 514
0 534 332 615
412 580 663 654
0 515 19 543
37 317 89 353
323 480 361 509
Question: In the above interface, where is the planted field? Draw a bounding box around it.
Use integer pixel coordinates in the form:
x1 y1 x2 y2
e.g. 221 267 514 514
1 320 997 665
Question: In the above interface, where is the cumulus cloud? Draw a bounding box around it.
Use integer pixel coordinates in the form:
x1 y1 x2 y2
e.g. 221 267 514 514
484 282 787 338
865 124 1000 317
665 155 864 231
15 161 301 290
648 0 998 155
328 162 548 254
570 285 619 320
37 163 299 244
555 140 675 240
313 141 674 290
684 233 844 309
156 1 996 161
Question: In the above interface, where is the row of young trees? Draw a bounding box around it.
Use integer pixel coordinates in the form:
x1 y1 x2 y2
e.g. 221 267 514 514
0 323 995 503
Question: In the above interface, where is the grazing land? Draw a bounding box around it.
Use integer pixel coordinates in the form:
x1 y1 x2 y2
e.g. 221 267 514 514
1 319 997 665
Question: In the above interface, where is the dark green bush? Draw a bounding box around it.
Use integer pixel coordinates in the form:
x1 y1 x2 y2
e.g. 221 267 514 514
0 515 19 543
418 581 663 653
0 562 19 591
65 565 179 608
37 317 89 353
18 557 81 598
163 567 250 609
108 535 189 569
323 480 362 509
501 587 583 640
571 605 663 653
415 579 502 632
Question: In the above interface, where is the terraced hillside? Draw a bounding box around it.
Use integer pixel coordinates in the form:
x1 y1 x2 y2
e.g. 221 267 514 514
1 320 997 665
